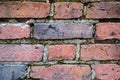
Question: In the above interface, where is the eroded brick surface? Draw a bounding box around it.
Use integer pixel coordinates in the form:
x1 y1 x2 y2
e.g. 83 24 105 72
0 2 50 18
81 44 120 60
0 45 43 61
0 23 30 39
96 23 120 40
0 65 27 80
86 2 120 19
30 65 91 80
92 64 120 80
48 45 76 61
54 2 83 19
34 23 93 39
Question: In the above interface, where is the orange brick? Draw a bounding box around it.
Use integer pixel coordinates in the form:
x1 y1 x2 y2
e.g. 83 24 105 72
0 1 50 18
0 45 43 61
86 2 120 19
81 44 120 60
30 65 91 80
92 64 120 80
96 23 120 40
0 23 30 39
48 45 76 61
54 2 83 19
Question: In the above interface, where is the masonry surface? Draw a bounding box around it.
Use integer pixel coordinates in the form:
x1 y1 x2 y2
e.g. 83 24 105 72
0 0 120 80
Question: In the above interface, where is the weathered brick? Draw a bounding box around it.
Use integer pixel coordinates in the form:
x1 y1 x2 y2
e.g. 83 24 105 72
86 2 120 19
0 1 50 18
0 65 27 80
30 65 91 80
34 23 93 39
48 45 76 61
81 44 120 60
92 64 120 80
54 2 83 19
82 0 117 2
0 23 30 39
96 23 120 40
0 45 43 61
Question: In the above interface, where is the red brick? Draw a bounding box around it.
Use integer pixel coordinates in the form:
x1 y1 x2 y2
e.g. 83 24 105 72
81 44 120 60
96 23 120 40
54 2 83 19
30 65 91 80
86 2 120 19
0 1 50 18
0 45 43 61
0 23 30 39
92 64 120 80
34 23 93 39
48 45 76 61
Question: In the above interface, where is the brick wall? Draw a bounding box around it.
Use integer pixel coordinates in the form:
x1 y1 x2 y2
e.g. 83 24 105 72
0 0 120 80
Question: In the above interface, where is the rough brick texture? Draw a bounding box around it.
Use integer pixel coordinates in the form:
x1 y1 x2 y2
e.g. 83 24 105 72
34 23 93 39
81 44 120 60
30 65 91 80
86 2 120 19
92 64 120 80
54 2 83 19
96 23 120 40
0 45 43 61
48 45 76 61
0 2 50 18
0 65 27 80
0 23 30 39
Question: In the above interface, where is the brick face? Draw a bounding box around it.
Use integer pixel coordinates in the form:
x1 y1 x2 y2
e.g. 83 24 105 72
92 64 120 80
0 23 30 39
30 65 91 80
0 45 43 61
81 44 120 60
34 23 93 39
0 2 50 18
48 45 76 61
0 65 27 80
54 2 83 19
96 23 120 40
86 2 120 19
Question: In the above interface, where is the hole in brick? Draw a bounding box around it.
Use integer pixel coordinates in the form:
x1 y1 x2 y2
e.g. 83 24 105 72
35 47 38 49
16 8 19 10
110 32 116 36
